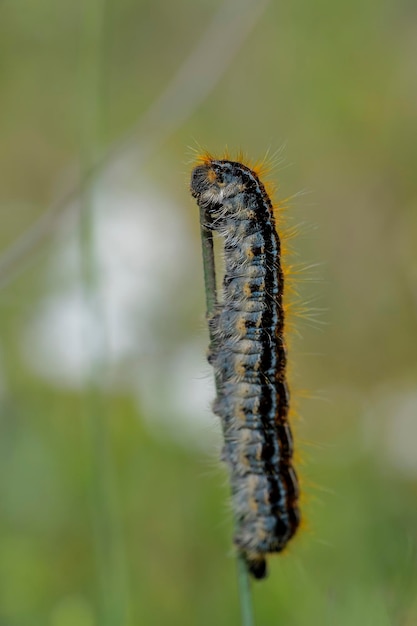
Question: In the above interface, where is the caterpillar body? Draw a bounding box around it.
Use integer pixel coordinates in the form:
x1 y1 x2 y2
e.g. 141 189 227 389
191 155 300 579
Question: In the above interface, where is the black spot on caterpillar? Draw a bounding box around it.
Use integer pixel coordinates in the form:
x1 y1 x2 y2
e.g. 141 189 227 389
190 154 300 579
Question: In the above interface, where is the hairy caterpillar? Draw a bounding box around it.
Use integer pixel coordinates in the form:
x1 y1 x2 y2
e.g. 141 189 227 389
190 154 300 579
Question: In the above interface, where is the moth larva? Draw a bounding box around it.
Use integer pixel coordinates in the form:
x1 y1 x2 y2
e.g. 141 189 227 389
191 155 300 579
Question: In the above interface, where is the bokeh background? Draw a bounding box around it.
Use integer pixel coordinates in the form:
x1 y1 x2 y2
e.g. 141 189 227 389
1 0 417 624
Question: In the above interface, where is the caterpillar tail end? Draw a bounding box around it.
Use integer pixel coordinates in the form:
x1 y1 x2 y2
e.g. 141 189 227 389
243 553 268 580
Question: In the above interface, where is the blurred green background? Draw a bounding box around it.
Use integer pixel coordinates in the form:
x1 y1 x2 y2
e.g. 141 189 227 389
1 0 417 624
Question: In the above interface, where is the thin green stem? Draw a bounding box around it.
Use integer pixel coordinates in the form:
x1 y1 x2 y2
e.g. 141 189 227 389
237 554 255 626
78 2 130 624
198 212 255 626
199 207 217 317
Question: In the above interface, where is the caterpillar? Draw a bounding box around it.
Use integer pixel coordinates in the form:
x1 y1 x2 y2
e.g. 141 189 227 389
190 154 300 580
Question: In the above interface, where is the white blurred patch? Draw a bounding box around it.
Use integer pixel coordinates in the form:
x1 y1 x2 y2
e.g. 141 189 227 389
134 339 220 451
22 289 100 387
21 176 217 447
384 390 417 477
364 387 417 478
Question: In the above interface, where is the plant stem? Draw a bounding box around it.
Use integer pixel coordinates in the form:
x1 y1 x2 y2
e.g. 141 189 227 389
198 210 255 626
78 1 130 623
237 554 255 626
199 207 218 317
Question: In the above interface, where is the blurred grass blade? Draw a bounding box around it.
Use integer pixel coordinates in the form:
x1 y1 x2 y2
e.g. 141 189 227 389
79 0 131 623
